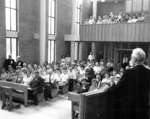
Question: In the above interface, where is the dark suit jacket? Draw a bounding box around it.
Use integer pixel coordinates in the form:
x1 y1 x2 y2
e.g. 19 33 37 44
4 59 16 70
108 65 150 119
30 76 45 94
16 60 24 68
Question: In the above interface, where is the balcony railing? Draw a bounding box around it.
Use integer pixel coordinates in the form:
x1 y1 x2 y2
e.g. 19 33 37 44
80 22 150 42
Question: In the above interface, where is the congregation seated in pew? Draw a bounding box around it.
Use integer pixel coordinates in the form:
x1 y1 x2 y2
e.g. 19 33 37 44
1 53 149 109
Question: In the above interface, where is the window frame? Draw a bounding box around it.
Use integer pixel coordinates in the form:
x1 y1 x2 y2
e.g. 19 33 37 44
5 0 18 31
48 0 56 35
48 39 55 63
6 37 19 60
126 0 150 13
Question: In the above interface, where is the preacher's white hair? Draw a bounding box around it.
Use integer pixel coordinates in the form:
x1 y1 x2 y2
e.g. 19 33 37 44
131 48 146 64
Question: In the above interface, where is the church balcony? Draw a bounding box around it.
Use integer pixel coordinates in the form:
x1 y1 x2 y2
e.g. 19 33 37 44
79 22 150 42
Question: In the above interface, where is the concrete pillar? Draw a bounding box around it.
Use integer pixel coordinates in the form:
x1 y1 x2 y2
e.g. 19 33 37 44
93 0 97 19
147 46 150 65
74 42 79 60
71 42 75 59
40 0 47 64
71 42 79 60
0 0 6 68
79 42 83 60
92 42 96 53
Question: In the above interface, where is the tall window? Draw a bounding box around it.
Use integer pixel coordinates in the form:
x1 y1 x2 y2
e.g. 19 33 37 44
5 0 17 31
5 0 18 60
76 0 81 24
126 0 150 12
48 0 56 63
6 38 19 60
75 0 81 35
48 0 56 35
48 40 55 63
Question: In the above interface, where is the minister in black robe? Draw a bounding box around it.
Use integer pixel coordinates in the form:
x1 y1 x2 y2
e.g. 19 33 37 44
108 48 150 119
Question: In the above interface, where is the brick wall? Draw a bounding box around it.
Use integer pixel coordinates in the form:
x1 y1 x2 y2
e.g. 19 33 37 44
0 0 6 68
19 0 40 64
55 0 73 61
0 0 73 66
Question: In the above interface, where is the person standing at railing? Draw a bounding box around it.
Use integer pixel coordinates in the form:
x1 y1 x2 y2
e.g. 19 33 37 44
88 52 95 62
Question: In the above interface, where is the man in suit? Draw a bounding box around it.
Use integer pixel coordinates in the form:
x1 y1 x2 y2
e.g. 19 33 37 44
4 55 16 70
108 48 150 119
29 71 44 105
15 56 24 68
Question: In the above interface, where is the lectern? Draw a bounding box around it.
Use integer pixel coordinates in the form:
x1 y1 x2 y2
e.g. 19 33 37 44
68 89 114 119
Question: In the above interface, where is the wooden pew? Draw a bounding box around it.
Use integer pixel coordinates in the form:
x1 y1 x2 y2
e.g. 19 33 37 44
0 81 29 106
68 89 116 119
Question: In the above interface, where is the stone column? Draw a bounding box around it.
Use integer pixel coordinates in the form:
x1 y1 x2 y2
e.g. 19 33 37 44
79 42 83 60
0 0 6 68
71 42 75 59
92 42 96 53
71 42 79 60
147 46 150 65
93 0 98 19
74 42 79 60
40 0 48 64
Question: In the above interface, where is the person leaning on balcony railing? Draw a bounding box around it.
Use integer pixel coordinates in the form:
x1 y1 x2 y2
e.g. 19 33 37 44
88 16 96 24
97 16 103 24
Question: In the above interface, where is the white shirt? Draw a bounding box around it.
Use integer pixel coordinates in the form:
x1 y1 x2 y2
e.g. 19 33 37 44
51 72 61 83
60 73 69 82
23 75 33 86
93 66 101 74
88 54 95 61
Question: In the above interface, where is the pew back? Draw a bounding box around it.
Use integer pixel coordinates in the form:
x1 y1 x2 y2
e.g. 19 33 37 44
68 90 116 119
0 81 28 106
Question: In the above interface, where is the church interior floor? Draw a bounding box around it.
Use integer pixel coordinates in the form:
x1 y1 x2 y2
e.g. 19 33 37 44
0 95 71 119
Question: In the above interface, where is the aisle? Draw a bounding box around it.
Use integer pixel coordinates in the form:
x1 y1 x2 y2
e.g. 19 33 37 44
0 95 71 119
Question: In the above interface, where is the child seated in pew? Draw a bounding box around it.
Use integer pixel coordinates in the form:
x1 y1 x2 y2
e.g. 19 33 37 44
21 62 27 69
15 69 24 83
0 68 8 80
50 68 61 96
40 67 50 83
22 70 34 86
95 74 102 89
68 65 79 91
6 66 17 82
76 78 90 93
101 73 113 87
58 67 70 94
59 67 69 86
88 79 98 92
40 68 52 100
51 68 61 83
27 64 34 73
78 65 85 76
113 74 121 85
